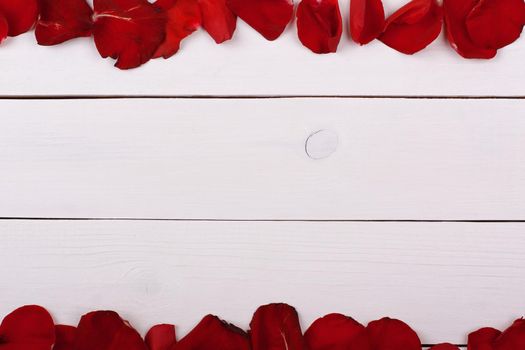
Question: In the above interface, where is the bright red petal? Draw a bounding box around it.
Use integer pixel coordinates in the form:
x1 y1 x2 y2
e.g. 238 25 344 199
350 0 385 44
468 327 501 350
379 0 442 54
304 313 369 350
35 0 93 46
429 344 461 350
493 319 525 350
466 0 525 50
0 14 7 44
0 0 38 36
154 0 201 59
73 311 147 350
93 0 167 69
250 303 304 350
176 315 250 350
145 324 176 350
54 325 77 350
226 0 294 41
0 305 55 349
199 0 237 43
443 0 497 58
366 317 421 350
297 0 343 53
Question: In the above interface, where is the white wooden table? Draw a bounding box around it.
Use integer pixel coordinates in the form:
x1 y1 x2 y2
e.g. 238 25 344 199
1 1 524 346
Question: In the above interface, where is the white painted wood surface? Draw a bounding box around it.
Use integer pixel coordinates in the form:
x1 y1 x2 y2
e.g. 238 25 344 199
1 220 523 344
1 98 523 220
0 0 523 96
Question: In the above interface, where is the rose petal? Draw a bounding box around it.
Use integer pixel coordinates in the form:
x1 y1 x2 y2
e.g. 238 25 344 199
199 0 237 43
443 0 497 58
304 313 369 350
466 0 525 50
429 344 462 350
366 317 421 350
379 0 442 54
145 324 176 350
154 0 201 59
493 319 525 350
93 0 167 69
468 327 501 350
54 325 77 350
297 0 343 54
0 305 55 349
175 315 250 350
250 303 304 350
35 0 94 45
226 0 294 40
0 14 7 44
73 311 147 350
349 0 385 44
0 0 39 36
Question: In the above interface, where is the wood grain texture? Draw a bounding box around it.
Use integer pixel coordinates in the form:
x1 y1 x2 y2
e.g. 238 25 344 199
0 220 523 344
1 98 524 220
0 0 523 97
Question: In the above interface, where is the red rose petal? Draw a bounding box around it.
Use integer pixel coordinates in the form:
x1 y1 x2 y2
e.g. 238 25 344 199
443 0 497 58
304 313 369 350
379 0 442 54
0 14 7 44
54 325 77 350
35 0 94 46
350 0 385 44
176 315 250 350
250 303 304 350
145 324 176 350
226 0 294 41
74 311 147 350
199 0 237 43
0 305 55 350
0 0 39 36
154 0 201 59
93 0 167 69
468 327 501 350
297 0 343 54
366 317 421 350
493 319 525 350
429 344 461 350
466 0 525 50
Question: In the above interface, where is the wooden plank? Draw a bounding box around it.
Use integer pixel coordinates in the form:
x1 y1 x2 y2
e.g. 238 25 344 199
0 220 523 344
1 98 524 220
0 0 523 97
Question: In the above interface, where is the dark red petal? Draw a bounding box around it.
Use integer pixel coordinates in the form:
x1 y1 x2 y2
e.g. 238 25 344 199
199 0 237 43
493 319 525 350
250 303 304 350
465 0 525 50
0 14 7 44
35 0 94 46
0 305 55 349
154 0 201 59
429 344 462 350
93 0 167 69
226 0 294 41
0 0 39 36
304 313 369 350
175 315 250 350
468 327 501 350
145 324 176 350
366 317 421 350
349 0 385 44
73 311 147 350
379 0 442 54
443 0 497 58
54 325 77 350
297 0 343 54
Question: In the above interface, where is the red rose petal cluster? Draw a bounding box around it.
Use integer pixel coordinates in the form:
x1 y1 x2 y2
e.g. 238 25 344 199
0 0 523 68
1 303 525 350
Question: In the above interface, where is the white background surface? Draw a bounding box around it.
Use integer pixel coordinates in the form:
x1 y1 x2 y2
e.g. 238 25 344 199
0 0 524 346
